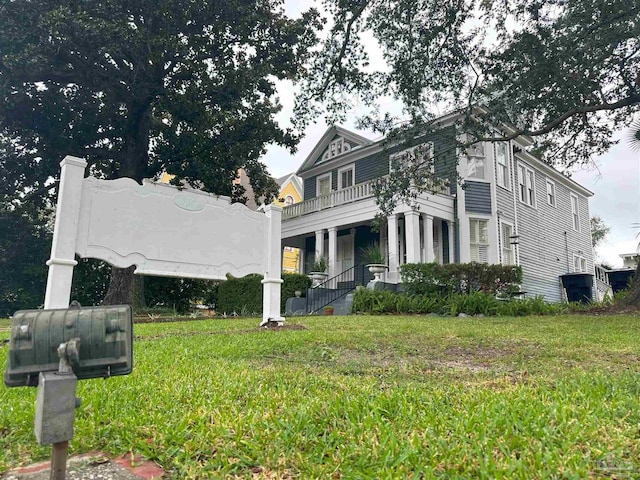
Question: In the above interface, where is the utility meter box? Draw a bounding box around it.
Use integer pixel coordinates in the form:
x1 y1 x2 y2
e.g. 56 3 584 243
4 305 133 387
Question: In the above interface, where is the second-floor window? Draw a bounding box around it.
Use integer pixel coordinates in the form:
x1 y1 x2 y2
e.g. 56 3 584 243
467 157 485 180
284 195 294 206
317 173 331 197
546 180 556 207
466 142 485 180
518 163 535 206
469 218 489 263
496 143 509 188
570 193 580 231
339 165 354 189
390 143 435 173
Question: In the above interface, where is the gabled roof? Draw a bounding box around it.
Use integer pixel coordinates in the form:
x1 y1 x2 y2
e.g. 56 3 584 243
296 126 373 174
276 172 303 197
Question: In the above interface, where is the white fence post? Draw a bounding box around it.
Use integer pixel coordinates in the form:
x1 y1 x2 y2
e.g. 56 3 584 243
261 205 285 325
44 156 87 309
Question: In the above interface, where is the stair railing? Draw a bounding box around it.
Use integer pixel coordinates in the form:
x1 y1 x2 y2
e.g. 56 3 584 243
306 264 367 314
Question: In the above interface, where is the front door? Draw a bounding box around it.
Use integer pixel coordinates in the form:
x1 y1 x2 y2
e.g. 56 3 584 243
336 234 354 280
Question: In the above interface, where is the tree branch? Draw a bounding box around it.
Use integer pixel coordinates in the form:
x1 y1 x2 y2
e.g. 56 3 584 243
315 0 370 96
475 93 640 143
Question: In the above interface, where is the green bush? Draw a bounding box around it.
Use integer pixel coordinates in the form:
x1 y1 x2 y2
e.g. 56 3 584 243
281 273 312 310
145 277 219 313
400 262 523 296
217 274 263 315
352 289 568 317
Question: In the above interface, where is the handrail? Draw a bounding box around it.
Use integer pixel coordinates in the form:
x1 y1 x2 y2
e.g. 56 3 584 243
306 264 367 314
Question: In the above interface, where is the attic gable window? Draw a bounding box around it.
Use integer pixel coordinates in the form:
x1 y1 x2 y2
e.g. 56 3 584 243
322 137 351 161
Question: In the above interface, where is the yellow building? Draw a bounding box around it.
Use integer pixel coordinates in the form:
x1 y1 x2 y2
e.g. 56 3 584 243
273 173 303 273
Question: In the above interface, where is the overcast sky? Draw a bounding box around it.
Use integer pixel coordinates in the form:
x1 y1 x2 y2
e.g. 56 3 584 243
261 1 640 268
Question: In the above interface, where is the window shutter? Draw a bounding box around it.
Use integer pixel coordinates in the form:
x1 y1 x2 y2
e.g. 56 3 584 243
478 245 488 263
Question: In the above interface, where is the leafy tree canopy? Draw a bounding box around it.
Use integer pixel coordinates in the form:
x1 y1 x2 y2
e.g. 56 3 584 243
590 216 610 249
298 0 640 216
0 0 320 210
0 0 320 305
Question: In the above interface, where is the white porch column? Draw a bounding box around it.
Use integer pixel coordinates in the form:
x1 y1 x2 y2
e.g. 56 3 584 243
315 229 325 259
298 248 305 274
44 156 87 309
387 214 400 283
423 214 435 263
404 210 421 264
328 226 338 280
447 220 456 264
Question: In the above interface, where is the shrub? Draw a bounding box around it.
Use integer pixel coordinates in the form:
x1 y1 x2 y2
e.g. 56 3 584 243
352 289 567 317
217 274 263 315
401 262 522 296
281 273 312 310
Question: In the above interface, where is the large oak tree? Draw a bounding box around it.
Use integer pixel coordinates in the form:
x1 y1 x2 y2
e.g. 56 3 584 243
0 0 319 304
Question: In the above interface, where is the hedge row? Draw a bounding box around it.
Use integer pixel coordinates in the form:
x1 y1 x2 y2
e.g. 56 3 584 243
216 273 311 315
400 262 522 296
352 289 570 316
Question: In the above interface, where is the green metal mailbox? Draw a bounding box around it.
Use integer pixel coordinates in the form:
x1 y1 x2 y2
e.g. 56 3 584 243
4 305 133 387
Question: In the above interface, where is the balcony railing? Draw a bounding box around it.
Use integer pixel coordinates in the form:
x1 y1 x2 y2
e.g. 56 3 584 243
283 179 448 220
282 180 375 220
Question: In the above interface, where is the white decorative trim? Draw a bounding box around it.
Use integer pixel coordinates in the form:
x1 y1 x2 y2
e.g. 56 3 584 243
46 258 78 267
60 155 87 168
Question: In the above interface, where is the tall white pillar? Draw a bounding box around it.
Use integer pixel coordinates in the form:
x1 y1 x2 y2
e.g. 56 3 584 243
404 210 421 264
261 205 285 324
423 214 435 263
315 229 325 260
447 220 456 264
298 248 305 274
387 214 399 283
328 227 337 280
44 156 87 309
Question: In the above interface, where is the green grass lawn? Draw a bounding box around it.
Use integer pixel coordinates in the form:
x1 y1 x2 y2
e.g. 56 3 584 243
1 315 639 478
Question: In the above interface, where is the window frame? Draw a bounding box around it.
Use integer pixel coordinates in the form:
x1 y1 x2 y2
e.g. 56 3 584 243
517 162 536 208
389 142 435 174
322 137 351 161
466 156 486 181
546 179 556 207
500 221 516 266
570 192 580 232
469 218 490 264
573 254 587 273
495 143 510 190
337 164 355 190
284 194 294 206
316 172 332 197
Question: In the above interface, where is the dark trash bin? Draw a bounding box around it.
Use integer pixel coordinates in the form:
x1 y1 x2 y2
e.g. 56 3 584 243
560 273 594 303
607 269 635 294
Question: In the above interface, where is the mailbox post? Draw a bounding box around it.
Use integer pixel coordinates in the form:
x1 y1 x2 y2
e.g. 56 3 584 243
4 305 133 479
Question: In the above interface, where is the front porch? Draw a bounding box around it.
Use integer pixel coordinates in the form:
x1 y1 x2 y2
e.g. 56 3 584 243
282 203 457 285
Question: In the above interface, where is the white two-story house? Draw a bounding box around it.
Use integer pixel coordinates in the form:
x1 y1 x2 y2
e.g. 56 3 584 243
281 116 595 303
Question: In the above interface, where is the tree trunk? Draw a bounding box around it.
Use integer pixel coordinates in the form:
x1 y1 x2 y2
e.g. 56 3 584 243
102 100 152 306
102 265 137 305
